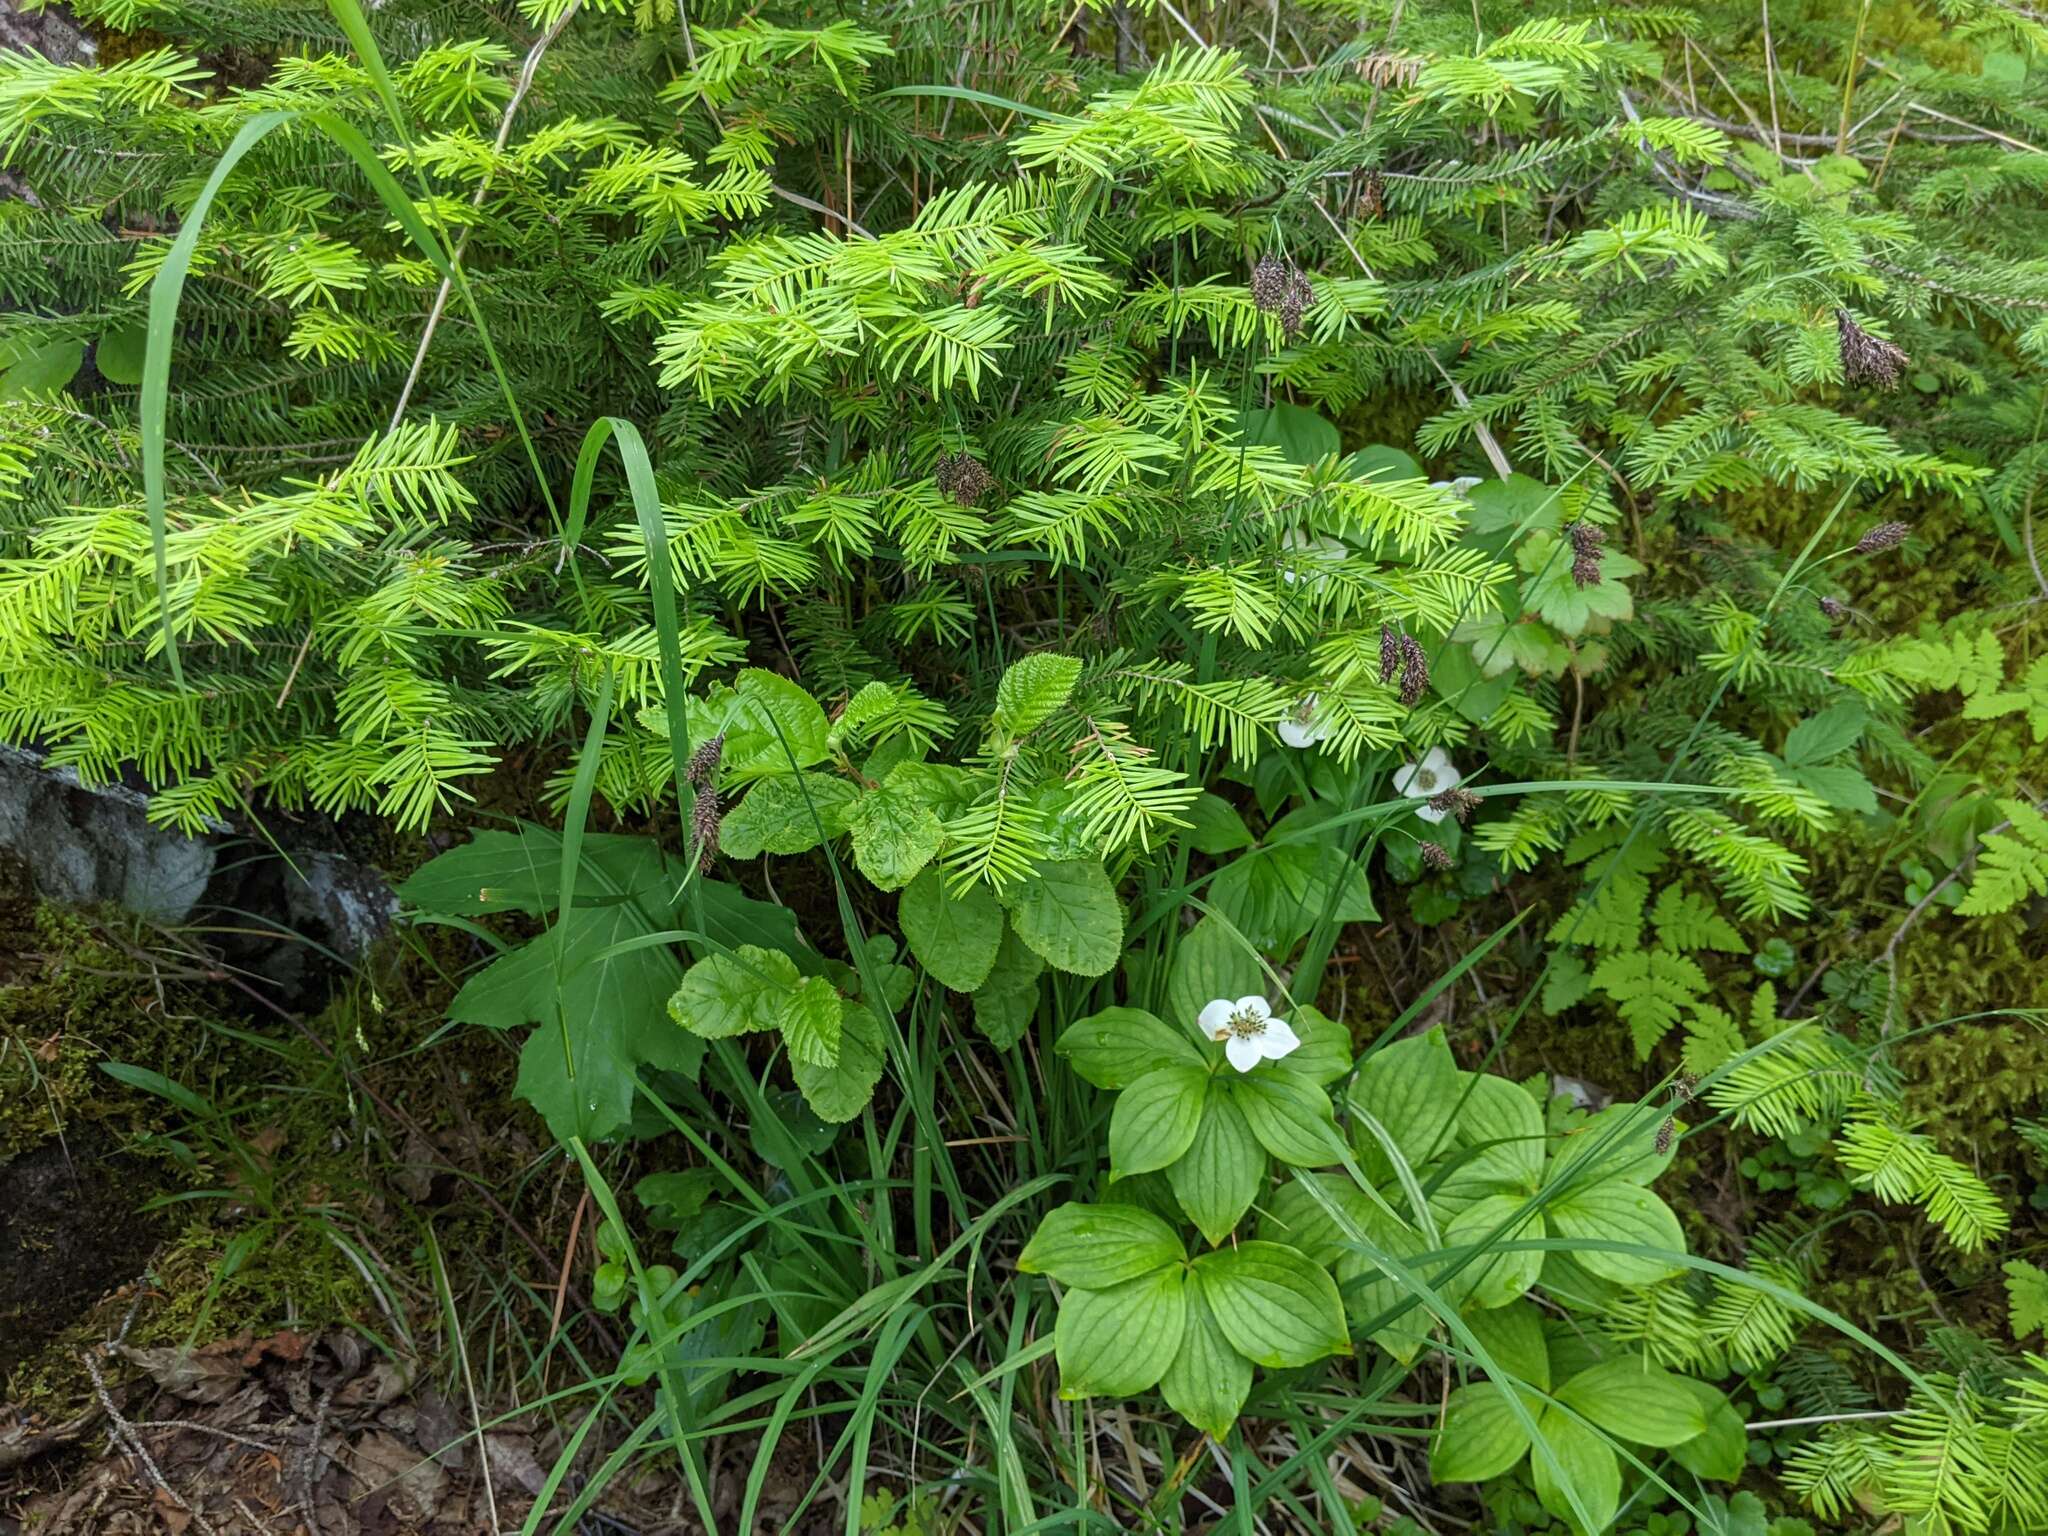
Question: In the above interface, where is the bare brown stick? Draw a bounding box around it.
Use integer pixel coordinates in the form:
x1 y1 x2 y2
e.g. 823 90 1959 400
389 1 585 428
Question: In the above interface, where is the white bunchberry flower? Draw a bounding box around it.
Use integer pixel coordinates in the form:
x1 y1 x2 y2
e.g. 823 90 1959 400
1278 694 1328 749
1279 528 1346 588
1430 476 1483 500
1198 995 1301 1073
1394 747 1462 823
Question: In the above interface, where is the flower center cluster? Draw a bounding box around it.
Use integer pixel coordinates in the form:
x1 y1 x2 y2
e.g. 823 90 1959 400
1227 1009 1267 1039
1414 769 1439 792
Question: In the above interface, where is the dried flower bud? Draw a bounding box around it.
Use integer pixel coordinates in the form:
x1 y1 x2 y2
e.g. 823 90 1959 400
686 731 725 789
1358 169 1385 219
1819 595 1848 622
1836 309 1909 390
1855 520 1911 555
1565 520 1605 589
1378 624 1401 686
1428 785 1482 823
1419 840 1452 871
934 451 995 508
1398 633 1429 707
690 787 722 864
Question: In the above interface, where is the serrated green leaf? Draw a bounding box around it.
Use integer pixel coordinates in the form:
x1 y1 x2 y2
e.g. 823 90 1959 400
1650 886 1744 953
790 1000 885 1122
1542 952 1593 1014
1009 858 1122 976
899 866 1003 990
720 772 858 859
2005 1259 2048 1340
993 651 1081 737
1590 948 1708 1058
845 772 944 890
779 974 843 1067
668 945 801 1039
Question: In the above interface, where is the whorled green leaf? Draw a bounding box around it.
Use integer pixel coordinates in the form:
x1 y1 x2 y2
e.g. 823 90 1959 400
1229 1071 1346 1168
1667 1379 1748 1481
1348 1024 1460 1185
1529 1406 1621 1536
1109 1063 1209 1179
1192 1240 1350 1368
1019 1201 1184 1288
1053 1266 1188 1398
1442 1193 1545 1310
1554 1358 1709 1447
1165 1087 1265 1246
1431 1382 1535 1483
1546 1182 1686 1286
1159 1280 1252 1438
1055 1005 1203 1090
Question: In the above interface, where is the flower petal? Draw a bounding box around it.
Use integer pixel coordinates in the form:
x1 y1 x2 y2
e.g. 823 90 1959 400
1225 1033 1264 1073
1260 1017 1301 1060
1393 760 1423 797
1198 998 1236 1039
1415 804 1448 825
1235 996 1270 1021
1422 746 1453 776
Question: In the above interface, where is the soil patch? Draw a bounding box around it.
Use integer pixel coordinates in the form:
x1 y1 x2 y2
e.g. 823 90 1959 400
0 1135 167 1381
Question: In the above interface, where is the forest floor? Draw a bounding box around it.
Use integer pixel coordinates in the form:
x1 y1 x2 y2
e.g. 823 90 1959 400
0 884 826 1536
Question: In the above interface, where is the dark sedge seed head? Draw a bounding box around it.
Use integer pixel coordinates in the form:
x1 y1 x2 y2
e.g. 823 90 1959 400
1419 841 1452 871
1251 254 1315 337
691 788 722 864
1565 521 1605 588
1855 520 1910 555
687 731 725 789
1398 633 1429 707
1655 1116 1675 1156
1836 309 1909 390
934 451 994 507
1428 785 1482 823
1378 624 1401 686
1819 595 1848 621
